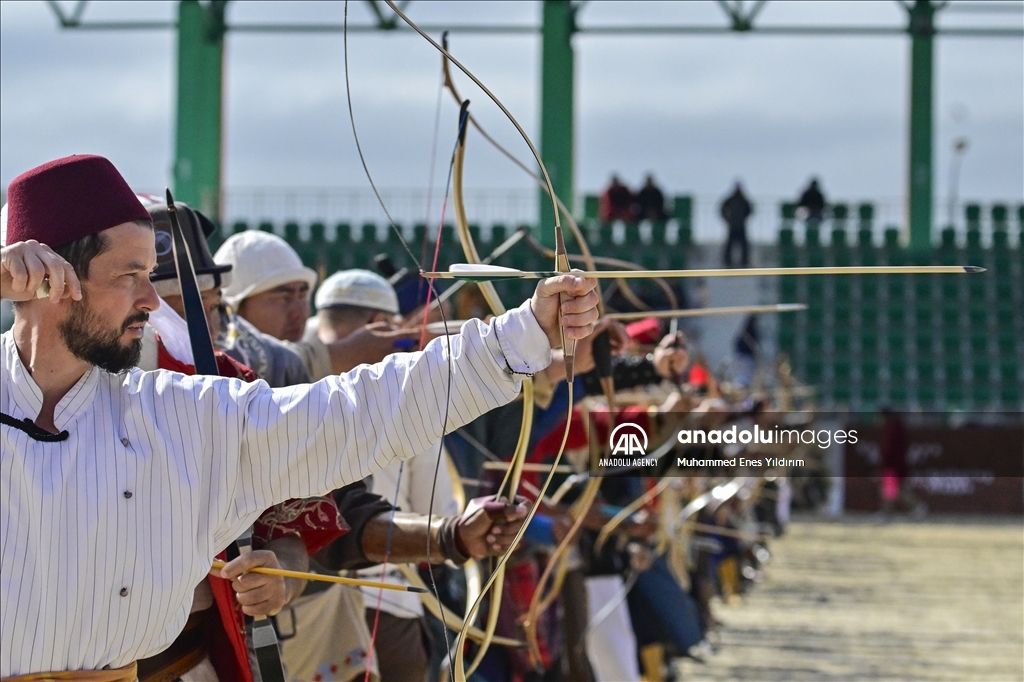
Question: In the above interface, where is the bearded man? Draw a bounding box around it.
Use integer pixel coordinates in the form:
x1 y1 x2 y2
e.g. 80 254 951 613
0 154 599 680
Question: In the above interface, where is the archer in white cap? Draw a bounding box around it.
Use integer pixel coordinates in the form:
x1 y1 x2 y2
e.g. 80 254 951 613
215 230 319 343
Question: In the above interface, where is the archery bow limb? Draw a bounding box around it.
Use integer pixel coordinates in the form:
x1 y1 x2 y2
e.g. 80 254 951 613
166 192 285 682
449 100 533 677
440 34 618 666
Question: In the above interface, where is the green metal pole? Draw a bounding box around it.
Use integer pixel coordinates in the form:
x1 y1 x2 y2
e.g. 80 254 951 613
538 0 575 247
174 0 227 220
907 0 935 252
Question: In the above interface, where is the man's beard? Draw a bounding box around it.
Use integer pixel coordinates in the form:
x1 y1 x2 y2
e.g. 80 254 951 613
59 295 148 374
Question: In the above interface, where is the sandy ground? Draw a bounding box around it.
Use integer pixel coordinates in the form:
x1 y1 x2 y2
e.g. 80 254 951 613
676 515 1024 682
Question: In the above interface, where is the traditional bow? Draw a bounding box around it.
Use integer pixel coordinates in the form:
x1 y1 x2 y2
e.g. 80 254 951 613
166 192 286 682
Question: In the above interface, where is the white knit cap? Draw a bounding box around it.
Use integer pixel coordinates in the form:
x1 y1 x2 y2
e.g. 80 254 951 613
214 231 318 308
315 269 399 314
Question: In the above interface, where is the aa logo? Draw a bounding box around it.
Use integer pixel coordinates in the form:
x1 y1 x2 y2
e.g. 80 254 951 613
609 423 648 456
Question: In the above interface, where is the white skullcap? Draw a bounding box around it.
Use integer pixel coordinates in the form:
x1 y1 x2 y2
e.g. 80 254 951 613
315 269 399 315
214 231 317 308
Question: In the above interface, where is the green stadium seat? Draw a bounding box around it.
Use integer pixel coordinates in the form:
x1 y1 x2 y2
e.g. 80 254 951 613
832 382 853 404
833 277 852 301
940 277 960 301
915 331 933 355
833 305 853 327
964 203 982 229
913 277 933 301
779 327 797 354
598 224 614 246
993 251 1012 274
806 329 825 354
258 221 274 234
283 222 300 243
807 248 825 268
805 357 824 384
806 227 821 248
995 278 1014 302
859 241 879 265
886 306 906 327
972 360 992 383
966 229 982 251
833 331 852 354
780 277 798 299
999 360 1019 383
859 276 879 302
939 227 957 250
945 382 965 405
807 306 826 327
889 357 909 382
886 274 906 301
830 227 848 248
887 329 907 353
916 383 938 407
969 331 989 354
941 331 962 355
940 305 960 328
861 359 880 384
883 227 900 250
833 358 853 383
860 331 880 354
999 382 1021 406
309 222 326 243
992 229 1009 251
860 382 881 404
232 220 249 235
914 303 933 327
673 195 693 227
669 250 687 270
781 249 799 268
336 223 352 243
860 305 880 327
490 224 508 245
968 278 987 301
991 204 1008 230
971 382 992 406
968 307 989 328
888 383 909 405
917 359 936 383
997 329 1018 356
584 195 600 222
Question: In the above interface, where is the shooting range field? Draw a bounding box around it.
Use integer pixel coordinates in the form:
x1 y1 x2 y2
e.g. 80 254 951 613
679 516 1024 681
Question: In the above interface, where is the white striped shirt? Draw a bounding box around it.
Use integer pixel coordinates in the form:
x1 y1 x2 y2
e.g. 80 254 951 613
0 301 549 676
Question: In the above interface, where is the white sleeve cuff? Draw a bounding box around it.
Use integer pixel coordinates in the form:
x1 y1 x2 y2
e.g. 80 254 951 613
490 299 552 375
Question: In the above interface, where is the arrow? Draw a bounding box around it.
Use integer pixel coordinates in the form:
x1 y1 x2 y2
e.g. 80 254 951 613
210 560 428 593
421 264 984 281
605 303 807 321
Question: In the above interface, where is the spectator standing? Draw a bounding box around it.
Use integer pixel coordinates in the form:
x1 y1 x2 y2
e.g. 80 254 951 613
635 174 668 222
797 178 827 228
599 175 636 223
720 182 752 268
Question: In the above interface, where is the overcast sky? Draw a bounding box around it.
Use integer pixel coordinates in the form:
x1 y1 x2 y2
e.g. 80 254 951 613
1 0 1021 231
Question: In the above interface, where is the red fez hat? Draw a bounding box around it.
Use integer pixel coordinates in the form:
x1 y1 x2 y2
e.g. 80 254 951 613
5 154 151 248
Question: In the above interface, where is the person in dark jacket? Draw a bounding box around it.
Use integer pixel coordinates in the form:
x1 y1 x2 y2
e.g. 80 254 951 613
720 183 752 268
636 174 668 222
797 178 827 227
